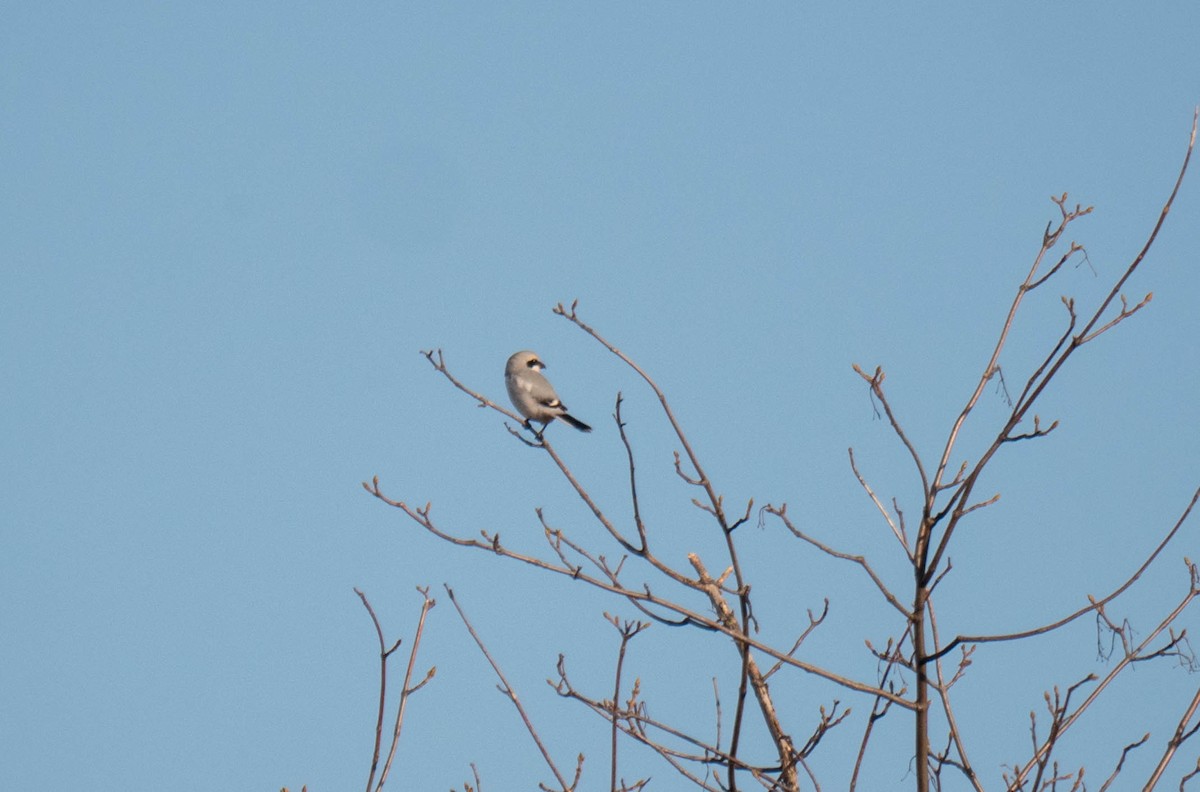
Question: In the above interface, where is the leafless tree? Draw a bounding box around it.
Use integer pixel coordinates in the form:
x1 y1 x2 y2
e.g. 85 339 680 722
360 111 1199 791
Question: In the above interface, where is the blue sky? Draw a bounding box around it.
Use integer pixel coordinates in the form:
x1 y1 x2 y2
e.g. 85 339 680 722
3 3 1198 790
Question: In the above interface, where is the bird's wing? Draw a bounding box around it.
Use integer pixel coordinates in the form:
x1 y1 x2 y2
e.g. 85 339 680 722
524 372 564 408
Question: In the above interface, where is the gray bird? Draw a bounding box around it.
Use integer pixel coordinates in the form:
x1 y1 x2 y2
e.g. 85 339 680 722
505 350 592 433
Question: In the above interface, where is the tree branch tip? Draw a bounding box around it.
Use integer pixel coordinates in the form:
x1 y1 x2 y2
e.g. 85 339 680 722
552 298 581 318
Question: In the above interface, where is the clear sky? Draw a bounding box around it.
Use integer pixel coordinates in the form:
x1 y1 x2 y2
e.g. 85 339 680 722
2 3 1198 790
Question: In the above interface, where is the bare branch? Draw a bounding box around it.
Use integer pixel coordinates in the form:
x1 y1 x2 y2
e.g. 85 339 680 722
614 392 649 550
1077 291 1154 344
849 447 912 558
766 503 911 619
445 585 577 792
604 614 651 792
763 599 830 680
1001 414 1060 444
688 553 800 789
1011 565 1200 788
927 596 984 792
555 301 729 526
1098 733 1150 792
355 587 437 792
930 487 1200 660
930 193 1092 494
420 348 527 425
356 588 391 792
851 364 931 501
1144 664 1200 788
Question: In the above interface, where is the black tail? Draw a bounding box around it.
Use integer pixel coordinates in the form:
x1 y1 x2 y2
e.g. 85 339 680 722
558 413 592 433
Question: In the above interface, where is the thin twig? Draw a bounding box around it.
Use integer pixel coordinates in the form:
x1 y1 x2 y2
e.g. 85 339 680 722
356 588 395 792
445 585 575 791
1098 733 1149 792
1011 565 1200 788
930 487 1200 661
849 447 911 558
376 589 436 792
1143 673 1200 788
767 503 911 619
364 477 914 707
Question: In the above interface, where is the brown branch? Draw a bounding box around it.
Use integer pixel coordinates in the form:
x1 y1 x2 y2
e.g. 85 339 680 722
450 763 484 792
421 347 704 594
1077 291 1154 344
1027 241 1087 290
1010 565 1200 789
445 585 576 792
1143 674 1200 788
1070 108 1196 350
604 614 650 792
927 596 984 792
763 599 830 680
851 364 931 501
614 393 649 550
848 447 912 558
420 348 527 425
850 626 910 792
357 588 394 792
767 503 911 619
554 300 771 789
555 658 785 791
930 194 1092 494
554 300 728 527
929 486 1200 661
356 587 437 792
927 109 1198 581
688 553 800 790
917 114 1197 601
1001 414 1059 444
1098 733 1150 792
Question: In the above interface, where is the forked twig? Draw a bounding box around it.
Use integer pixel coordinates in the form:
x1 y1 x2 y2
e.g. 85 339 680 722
356 587 437 792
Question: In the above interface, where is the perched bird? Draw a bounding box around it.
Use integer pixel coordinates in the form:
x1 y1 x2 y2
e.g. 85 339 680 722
505 350 592 433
